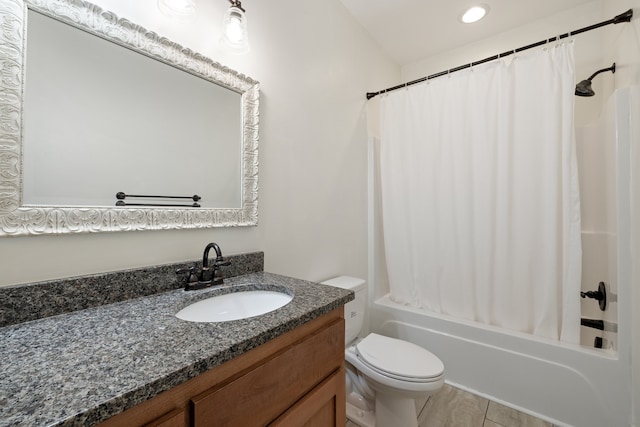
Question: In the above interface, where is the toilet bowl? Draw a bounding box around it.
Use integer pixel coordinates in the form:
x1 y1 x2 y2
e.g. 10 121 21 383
320 276 445 427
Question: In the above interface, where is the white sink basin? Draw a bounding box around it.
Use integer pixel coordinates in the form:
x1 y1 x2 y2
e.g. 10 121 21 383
176 290 293 322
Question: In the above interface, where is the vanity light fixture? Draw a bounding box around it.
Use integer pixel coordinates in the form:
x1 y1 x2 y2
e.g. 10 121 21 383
460 5 489 24
158 0 196 21
222 0 250 54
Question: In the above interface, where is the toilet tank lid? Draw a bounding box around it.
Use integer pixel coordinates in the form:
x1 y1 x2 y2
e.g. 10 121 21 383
320 276 366 291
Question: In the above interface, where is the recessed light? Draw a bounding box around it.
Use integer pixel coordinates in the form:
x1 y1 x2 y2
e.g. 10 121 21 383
460 5 489 24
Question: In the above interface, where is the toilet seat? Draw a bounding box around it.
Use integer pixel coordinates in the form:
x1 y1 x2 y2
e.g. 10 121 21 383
353 333 444 383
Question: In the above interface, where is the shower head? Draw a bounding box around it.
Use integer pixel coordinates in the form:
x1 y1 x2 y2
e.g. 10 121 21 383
575 63 616 97
575 79 595 97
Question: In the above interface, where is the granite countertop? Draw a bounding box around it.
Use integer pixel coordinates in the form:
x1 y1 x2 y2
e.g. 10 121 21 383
0 272 353 427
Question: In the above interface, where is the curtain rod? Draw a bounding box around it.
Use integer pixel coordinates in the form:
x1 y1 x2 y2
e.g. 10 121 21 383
366 8 634 100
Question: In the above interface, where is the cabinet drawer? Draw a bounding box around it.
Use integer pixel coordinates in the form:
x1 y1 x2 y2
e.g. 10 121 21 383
192 318 345 426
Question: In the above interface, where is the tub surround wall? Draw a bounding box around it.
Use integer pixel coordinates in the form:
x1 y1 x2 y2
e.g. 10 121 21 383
603 1 640 422
0 252 263 327
576 98 618 351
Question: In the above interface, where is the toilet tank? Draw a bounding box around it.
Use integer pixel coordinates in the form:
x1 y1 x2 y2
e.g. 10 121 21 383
320 276 366 344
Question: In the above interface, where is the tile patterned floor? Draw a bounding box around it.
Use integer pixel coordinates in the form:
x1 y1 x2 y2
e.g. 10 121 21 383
346 384 555 427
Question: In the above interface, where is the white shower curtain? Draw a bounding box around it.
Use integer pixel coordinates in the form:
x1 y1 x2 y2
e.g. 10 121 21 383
379 43 582 343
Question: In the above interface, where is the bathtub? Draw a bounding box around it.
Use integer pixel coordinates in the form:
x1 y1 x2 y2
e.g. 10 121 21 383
370 294 630 427
367 87 637 426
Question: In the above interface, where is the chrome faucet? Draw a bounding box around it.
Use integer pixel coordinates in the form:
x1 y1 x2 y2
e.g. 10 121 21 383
176 242 231 291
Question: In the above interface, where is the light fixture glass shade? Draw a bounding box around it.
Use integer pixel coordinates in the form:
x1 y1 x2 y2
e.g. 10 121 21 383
221 5 250 54
158 0 196 21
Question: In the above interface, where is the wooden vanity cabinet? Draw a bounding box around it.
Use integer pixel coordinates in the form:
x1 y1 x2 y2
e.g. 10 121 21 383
270 369 345 427
99 308 346 427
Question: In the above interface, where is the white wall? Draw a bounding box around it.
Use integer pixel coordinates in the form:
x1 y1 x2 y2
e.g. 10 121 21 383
603 1 640 88
0 0 399 287
401 1 607 127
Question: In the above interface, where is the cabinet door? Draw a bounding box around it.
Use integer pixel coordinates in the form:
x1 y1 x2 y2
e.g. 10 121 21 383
191 319 345 426
270 368 346 427
144 409 185 427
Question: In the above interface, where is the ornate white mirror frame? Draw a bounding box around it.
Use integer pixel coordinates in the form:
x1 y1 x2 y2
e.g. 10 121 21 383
0 0 259 237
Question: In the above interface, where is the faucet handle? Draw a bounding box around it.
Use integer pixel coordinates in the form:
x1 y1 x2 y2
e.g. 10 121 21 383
176 265 200 284
214 258 231 268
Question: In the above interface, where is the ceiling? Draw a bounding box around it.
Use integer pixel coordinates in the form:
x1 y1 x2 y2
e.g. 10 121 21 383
338 0 597 65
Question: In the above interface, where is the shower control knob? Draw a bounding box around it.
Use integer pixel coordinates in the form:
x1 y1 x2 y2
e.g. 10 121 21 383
580 281 607 311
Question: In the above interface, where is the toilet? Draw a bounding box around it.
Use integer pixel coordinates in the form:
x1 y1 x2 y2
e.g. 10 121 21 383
321 276 444 427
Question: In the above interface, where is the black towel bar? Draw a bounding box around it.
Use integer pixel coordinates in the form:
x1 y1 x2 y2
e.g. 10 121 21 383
116 192 201 201
115 201 201 208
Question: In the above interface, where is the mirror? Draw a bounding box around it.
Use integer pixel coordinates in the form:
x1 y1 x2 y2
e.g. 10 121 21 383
0 0 259 236
24 10 243 209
